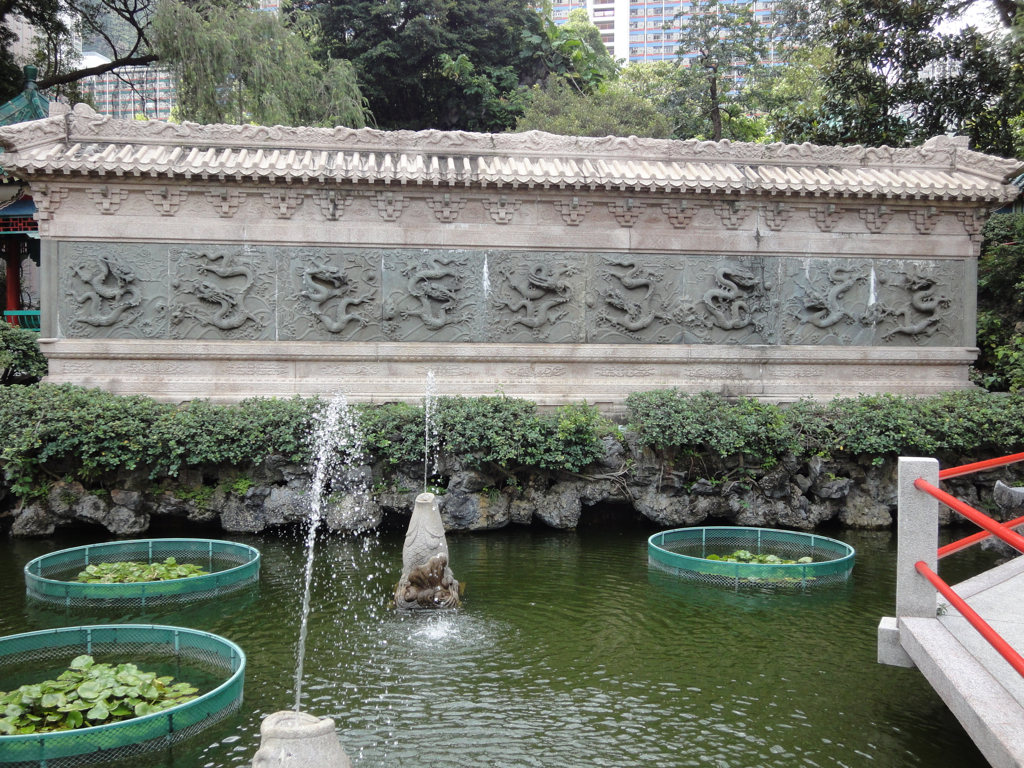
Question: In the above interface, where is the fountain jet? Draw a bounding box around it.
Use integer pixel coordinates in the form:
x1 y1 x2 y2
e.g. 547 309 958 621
395 492 460 609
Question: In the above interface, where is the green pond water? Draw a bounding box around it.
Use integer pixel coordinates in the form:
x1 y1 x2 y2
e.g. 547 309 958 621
0 514 997 768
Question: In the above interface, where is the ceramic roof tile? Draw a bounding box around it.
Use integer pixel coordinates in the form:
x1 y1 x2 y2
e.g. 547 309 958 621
0 105 1019 203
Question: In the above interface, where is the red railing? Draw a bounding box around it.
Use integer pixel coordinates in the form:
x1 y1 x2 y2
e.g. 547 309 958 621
909 454 1024 680
915 560 1024 678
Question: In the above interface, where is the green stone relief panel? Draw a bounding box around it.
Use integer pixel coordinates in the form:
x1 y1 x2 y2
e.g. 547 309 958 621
55 243 967 346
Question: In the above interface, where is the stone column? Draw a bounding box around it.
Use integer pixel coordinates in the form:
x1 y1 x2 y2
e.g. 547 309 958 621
878 456 940 667
4 240 20 321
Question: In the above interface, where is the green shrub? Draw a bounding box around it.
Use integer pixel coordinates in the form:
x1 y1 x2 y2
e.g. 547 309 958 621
973 213 1024 390
0 321 47 384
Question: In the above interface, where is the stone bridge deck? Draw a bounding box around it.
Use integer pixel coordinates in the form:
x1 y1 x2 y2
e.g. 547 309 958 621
889 555 1024 768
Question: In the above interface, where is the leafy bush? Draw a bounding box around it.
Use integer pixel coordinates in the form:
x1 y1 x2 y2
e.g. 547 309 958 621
0 321 47 384
627 389 1024 464
973 213 1024 391
0 655 198 735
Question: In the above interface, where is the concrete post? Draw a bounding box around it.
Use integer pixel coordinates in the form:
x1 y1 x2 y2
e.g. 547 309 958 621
879 457 940 667
251 711 352 768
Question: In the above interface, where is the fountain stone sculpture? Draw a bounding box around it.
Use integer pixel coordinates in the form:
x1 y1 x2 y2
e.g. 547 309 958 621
395 492 461 609
251 711 352 768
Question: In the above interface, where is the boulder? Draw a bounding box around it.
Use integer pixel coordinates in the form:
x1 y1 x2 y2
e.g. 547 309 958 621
12 503 56 536
439 490 510 531
325 494 382 532
534 481 584 529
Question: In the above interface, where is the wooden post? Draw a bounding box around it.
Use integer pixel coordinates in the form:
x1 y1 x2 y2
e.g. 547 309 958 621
3 240 20 325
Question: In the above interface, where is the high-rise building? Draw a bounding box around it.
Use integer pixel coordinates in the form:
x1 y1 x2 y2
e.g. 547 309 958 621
549 0 779 65
78 52 176 121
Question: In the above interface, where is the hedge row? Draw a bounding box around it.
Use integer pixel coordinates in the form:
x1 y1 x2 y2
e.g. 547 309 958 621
1 384 1023 499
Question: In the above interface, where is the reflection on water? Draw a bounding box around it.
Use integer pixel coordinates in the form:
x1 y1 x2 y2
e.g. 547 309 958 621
0 517 996 767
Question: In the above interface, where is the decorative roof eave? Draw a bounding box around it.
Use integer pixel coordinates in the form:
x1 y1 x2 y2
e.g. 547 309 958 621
0 103 1020 204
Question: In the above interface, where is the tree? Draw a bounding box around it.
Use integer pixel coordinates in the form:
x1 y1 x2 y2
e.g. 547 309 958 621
307 0 539 130
514 75 671 138
152 2 366 127
771 0 1024 155
670 0 770 141
520 9 617 95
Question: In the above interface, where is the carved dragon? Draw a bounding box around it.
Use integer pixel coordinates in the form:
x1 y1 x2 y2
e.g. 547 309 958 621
599 259 665 333
882 273 949 341
496 263 572 332
800 265 865 329
300 264 372 334
400 255 464 330
172 250 263 331
702 266 760 330
69 255 140 326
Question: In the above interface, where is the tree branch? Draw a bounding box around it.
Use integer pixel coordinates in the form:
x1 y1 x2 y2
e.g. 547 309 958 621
36 53 160 88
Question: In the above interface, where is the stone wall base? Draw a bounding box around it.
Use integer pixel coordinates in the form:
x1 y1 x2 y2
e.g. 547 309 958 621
39 339 978 408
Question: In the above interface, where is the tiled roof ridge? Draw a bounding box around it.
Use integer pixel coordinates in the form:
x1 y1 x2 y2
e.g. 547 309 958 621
0 103 1020 203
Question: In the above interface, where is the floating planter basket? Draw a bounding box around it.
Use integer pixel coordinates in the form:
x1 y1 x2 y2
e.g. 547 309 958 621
648 526 855 589
24 539 260 608
0 624 244 767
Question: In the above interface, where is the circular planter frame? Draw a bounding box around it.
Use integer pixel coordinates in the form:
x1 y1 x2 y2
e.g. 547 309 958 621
648 526 855 589
0 624 245 767
24 539 260 608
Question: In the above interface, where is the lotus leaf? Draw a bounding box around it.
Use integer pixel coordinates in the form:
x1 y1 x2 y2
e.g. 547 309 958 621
0 656 200 735
74 558 208 584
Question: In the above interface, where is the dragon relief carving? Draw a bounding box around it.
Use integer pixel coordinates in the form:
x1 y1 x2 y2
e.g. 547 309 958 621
597 259 670 337
66 252 141 328
702 265 763 331
494 262 577 339
297 255 375 335
171 249 268 333
386 254 470 333
879 270 951 342
797 265 867 330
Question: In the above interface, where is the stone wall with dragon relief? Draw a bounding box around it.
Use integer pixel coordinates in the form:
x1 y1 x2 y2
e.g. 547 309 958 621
56 243 967 348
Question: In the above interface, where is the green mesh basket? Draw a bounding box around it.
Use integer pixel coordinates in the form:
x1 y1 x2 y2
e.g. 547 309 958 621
24 540 260 608
0 625 245 767
648 527 855 589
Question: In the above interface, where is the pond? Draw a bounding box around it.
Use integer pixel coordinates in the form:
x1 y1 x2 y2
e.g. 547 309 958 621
0 513 996 767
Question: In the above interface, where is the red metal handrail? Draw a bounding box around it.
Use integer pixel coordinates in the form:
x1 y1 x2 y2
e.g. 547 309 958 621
939 452 1024 480
915 560 1024 678
914 479 1024 555
939 515 1024 559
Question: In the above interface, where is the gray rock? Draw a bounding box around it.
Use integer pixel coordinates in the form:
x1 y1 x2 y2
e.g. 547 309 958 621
47 481 86 519
812 477 852 500
447 467 496 494
219 493 265 533
105 505 150 534
839 484 892 528
261 486 309 526
12 503 56 536
439 490 510 531
534 481 584 529
993 480 1024 513
110 489 143 512
325 494 382 532
633 486 705 527
690 478 716 495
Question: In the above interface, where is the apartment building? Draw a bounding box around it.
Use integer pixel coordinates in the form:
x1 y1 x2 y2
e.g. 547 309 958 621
550 0 778 64
78 51 176 120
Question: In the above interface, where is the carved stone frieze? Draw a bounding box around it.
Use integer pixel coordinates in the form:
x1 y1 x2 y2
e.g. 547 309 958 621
59 243 168 339
382 249 484 341
144 187 188 216
263 189 304 219
278 248 380 341
205 189 247 218
607 198 646 228
488 251 584 342
373 191 410 222
169 247 275 340
763 203 794 232
311 189 353 220
712 200 752 230
87 185 130 215
552 197 593 226
858 205 893 233
504 364 567 377
55 242 968 349
661 200 699 229
809 204 845 232
482 196 521 224
908 206 941 234
426 194 467 223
